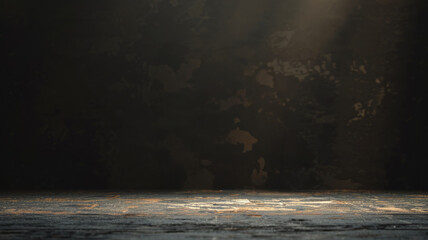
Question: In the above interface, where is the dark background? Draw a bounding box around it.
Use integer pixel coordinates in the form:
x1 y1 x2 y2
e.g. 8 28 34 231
2 0 427 190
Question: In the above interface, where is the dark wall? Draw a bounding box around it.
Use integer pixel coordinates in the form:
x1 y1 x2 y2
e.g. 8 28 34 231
2 0 427 190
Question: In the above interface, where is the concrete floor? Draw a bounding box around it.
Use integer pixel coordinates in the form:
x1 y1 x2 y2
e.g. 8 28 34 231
0 191 427 239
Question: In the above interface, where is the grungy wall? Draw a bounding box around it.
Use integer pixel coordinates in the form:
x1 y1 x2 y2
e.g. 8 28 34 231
2 0 428 189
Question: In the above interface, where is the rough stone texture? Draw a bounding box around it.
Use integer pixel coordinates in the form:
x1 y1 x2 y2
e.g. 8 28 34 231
0 191 427 239
2 0 428 190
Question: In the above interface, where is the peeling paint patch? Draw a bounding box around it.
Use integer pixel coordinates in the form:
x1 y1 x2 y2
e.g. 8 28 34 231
256 69 274 88
251 157 268 187
267 59 309 82
150 58 201 92
314 65 321 73
218 89 251 111
372 87 385 115
359 65 367 74
350 61 367 75
348 102 366 124
353 102 365 117
269 30 294 52
348 83 386 123
226 128 258 153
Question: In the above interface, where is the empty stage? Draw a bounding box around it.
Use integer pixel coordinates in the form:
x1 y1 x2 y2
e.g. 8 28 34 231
0 191 427 239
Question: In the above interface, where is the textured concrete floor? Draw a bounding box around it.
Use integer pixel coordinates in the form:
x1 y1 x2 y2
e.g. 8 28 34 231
0 191 427 239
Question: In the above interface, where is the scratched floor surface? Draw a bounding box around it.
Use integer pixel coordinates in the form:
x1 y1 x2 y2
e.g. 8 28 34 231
0 191 427 239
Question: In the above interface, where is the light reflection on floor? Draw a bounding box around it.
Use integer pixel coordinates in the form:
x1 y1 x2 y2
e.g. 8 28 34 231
0 191 427 239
